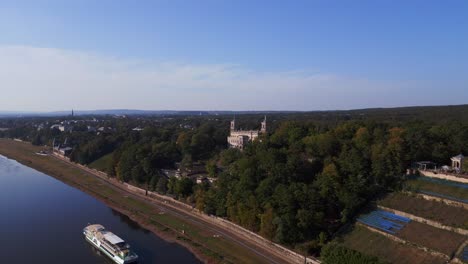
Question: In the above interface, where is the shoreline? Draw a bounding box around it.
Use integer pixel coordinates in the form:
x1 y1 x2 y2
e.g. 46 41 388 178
0 139 279 264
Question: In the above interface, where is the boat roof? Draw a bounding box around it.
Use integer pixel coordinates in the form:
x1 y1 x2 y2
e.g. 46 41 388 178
86 224 105 231
104 233 125 245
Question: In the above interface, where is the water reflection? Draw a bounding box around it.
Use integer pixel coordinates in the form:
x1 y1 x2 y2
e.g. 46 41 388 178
86 243 118 264
110 209 150 234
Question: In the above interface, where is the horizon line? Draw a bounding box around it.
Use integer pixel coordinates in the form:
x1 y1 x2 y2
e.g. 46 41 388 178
1 103 468 115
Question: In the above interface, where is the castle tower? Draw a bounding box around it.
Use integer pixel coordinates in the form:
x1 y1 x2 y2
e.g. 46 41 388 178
260 116 267 133
230 117 236 131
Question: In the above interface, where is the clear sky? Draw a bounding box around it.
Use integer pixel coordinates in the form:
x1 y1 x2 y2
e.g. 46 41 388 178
0 0 467 111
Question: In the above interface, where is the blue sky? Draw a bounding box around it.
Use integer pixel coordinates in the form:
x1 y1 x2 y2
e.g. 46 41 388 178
0 0 467 111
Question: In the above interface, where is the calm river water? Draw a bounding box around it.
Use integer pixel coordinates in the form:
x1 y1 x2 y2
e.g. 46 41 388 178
0 155 201 264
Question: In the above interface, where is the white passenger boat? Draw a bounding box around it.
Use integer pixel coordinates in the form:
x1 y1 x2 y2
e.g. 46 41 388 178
83 224 139 264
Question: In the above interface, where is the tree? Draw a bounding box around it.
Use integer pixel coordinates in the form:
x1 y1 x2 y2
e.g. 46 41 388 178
219 148 242 166
259 204 276 240
194 187 206 211
167 177 177 194
156 177 168 194
116 148 137 182
321 243 388 264
149 175 158 191
174 178 194 198
31 133 42 145
131 164 145 183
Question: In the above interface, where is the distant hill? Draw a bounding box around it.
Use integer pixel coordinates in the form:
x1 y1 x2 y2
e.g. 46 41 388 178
333 104 468 122
1 104 468 122
0 109 297 117
0 111 42 118
46 109 299 116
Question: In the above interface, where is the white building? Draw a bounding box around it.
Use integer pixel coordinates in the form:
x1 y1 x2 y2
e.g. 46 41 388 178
58 125 73 132
227 116 267 150
50 124 73 132
451 154 464 172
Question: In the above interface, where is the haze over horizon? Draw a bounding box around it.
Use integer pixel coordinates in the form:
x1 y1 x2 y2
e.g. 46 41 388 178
2 103 468 115
1 1 467 111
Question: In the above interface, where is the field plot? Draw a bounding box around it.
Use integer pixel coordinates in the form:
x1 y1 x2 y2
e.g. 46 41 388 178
406 176 468 201
461 246 468 262
357 210 410 234
398 221 466 256
340 225 447 264
379 192 468 228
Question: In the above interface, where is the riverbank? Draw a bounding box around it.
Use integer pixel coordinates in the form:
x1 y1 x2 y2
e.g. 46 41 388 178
0 139 282 264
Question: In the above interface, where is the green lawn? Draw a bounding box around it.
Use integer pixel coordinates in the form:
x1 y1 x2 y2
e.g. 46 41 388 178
405 177 468 201
88 152 113 172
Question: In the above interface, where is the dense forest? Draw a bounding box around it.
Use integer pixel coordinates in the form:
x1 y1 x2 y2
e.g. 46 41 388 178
1 105 468 256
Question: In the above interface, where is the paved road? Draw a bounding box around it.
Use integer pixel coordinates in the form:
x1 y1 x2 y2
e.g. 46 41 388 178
51 155 299 264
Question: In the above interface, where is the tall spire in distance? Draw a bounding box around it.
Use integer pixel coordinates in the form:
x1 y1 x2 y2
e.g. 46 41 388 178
230 115 236 131
261 115 267 133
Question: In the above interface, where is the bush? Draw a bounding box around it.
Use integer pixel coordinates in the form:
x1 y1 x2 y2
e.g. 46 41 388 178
321 243 388 264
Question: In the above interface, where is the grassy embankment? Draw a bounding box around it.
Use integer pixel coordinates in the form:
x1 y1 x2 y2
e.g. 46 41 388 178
88 152 113 171
0 139 269 264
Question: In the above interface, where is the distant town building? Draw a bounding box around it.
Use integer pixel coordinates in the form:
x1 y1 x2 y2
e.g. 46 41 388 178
50 123 73 132
56 146 73 156
52 138 73 157
227 116 267 150
179 124 193 129
58 124 73 132
196 176 209 184
87 126 97 132
97 126 113 134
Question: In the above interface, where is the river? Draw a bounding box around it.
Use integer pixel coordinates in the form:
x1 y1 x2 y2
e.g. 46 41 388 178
0 155 201 264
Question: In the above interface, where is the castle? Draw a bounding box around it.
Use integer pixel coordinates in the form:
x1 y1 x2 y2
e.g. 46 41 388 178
227 116 267 150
